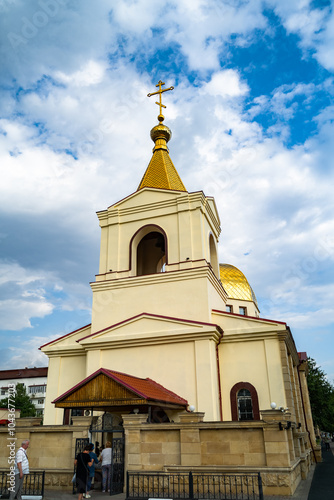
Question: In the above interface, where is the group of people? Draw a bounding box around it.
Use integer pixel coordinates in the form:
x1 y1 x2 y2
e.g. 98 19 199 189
75 441 112 499
8 438 112 500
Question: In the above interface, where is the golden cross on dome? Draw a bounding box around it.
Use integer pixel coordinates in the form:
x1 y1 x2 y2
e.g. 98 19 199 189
147 80 174 122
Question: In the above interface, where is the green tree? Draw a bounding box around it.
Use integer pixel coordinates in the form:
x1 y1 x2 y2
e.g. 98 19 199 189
1 383 36 418
307 358 334 433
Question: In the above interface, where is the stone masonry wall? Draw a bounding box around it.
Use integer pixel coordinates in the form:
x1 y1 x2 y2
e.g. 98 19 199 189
123 411 314 497
0 416 91 490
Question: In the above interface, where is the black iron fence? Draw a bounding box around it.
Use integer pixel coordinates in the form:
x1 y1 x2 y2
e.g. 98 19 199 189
126 471 264 500
0 470 45 498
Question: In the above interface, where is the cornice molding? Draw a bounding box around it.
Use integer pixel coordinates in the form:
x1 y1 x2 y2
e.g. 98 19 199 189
97 190 220 235
79 328 222 350
91 266 227 301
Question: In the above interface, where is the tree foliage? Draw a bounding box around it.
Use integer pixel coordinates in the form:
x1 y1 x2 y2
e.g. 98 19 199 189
307 358 334 434
1 383 36 418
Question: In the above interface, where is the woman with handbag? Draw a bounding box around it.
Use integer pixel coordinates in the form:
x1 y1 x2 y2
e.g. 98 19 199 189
74 445 93 500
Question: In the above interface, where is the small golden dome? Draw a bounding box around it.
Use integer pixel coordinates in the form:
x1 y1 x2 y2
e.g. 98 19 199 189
150 123 172 146
219 263 258 307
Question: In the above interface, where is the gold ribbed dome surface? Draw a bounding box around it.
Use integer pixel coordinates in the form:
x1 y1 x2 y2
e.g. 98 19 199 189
138 148 186 191
137 123 186 192
219 264 258 306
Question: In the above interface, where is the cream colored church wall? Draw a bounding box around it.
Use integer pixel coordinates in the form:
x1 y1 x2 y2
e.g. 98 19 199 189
218 338 286 421
88 339 220 421
44 355 86 425
91 272 225 332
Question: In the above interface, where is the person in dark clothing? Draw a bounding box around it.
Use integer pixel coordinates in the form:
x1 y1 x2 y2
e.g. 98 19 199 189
95 441 101 457
74 445 93 500
86 443 99 498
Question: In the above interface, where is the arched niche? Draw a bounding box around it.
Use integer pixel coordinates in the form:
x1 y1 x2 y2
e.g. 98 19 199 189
130 225 167 276
209 233 218 277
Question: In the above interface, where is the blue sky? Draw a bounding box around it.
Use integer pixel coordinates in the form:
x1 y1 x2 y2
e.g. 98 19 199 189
0 0 334 381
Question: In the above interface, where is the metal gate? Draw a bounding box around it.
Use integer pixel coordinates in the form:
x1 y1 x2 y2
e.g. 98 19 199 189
90 412 125 495
73 437 90 494
110 436 125 495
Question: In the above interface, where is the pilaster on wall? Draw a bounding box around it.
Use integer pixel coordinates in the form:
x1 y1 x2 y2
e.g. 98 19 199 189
260 410 292 467
293 364 305 429
288 355 299 424
298 362 321 462
123 414 148 472
179 412 204 467
278 336 296 421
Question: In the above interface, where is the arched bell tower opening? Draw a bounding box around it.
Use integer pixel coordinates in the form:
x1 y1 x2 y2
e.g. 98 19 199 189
137 231 166 276
130 225 167 276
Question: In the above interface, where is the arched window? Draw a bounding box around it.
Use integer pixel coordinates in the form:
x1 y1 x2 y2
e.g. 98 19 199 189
237 389 253 420
137 231 166 276
230 382 260 421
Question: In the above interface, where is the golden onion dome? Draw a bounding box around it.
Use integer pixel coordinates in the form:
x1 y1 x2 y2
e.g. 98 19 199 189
150 123 172 146
219 263 258 307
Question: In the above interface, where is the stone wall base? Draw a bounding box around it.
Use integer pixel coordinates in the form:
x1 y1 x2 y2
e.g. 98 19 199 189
43 470 73 491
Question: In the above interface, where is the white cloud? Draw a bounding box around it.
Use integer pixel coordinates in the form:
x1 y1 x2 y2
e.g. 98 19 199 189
203 70 249 98
0 299 53 330
0 260 92 332
54 60 107 87
5 336 50 368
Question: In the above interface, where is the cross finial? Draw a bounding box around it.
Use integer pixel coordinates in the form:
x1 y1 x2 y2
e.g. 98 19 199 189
147 80 174 122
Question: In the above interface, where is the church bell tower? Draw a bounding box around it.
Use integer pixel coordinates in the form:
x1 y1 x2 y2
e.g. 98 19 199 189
90 81 227 334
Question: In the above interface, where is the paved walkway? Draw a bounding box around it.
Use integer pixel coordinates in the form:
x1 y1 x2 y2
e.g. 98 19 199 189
42 443 334 499
307 441 334 500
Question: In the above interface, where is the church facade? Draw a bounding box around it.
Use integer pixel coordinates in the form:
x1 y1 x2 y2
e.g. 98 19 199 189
40 82 318 496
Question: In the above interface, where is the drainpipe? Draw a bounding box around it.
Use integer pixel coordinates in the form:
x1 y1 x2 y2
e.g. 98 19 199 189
216 332 223 421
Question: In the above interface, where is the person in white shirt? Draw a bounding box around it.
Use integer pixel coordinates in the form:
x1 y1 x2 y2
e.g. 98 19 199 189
99 441 112 493
9 439 30 500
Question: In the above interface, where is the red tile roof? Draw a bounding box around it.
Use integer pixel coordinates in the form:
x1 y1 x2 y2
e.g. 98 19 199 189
53 367 187 407
103 369 188 405
0 367 48 380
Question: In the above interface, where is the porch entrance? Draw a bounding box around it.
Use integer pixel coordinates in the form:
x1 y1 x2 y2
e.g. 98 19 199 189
90 412 125 495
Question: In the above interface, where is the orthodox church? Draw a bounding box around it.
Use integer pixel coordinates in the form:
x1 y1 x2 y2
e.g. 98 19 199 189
40 81 317 496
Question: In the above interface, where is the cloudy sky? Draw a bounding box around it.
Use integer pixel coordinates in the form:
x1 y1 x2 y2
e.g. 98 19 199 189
0 0 334 381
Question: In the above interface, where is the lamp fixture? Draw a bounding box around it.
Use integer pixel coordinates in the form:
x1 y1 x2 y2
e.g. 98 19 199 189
279 421 292 431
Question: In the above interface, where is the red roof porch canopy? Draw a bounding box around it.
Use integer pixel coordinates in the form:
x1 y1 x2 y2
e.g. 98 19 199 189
52 368 188 413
